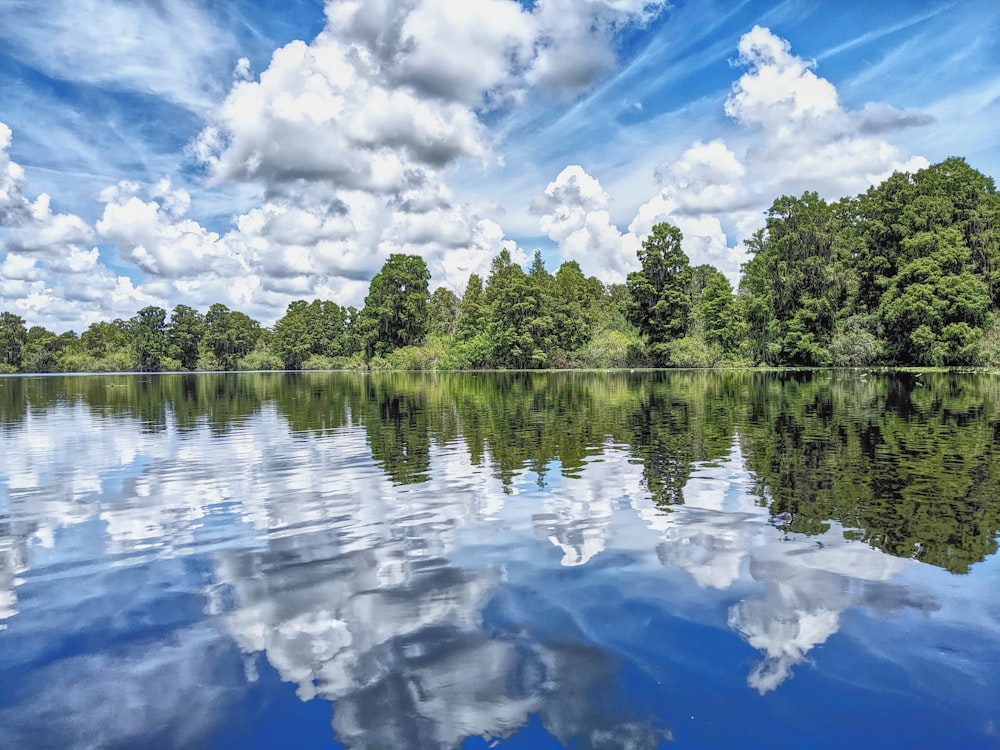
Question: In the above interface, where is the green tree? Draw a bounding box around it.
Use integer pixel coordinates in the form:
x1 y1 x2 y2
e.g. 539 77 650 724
551 260 601 354
23 326 77 372
738 193 852 365
484 249 554 368
81 320 127 356
0 312 28 372
856 157 1000 309
204 304 261 369
271 298 349 369
626 222 693 363
360 254 431 358
343 306 363 357
524 250 557 365
167 305 204 370
446 274 492 368
309 300 348 357
696 270 738 350
427 287 461 338
878 227 990 364
129 306 168 371
455 274 487 342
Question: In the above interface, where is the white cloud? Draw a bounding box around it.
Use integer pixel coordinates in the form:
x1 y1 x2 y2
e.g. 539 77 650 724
89 172 523 320
528 0 670 96
725 26 929 196
194 0 675 187
725 25 840 129
97 179 245 279
0 253 42 282
193 35 488 191
233 57 252 82
533 165 639 283
184 0 678 303
182 0 612 306
652 139 750 216
8 194 94 253
392 0 536 104
0 122 29 225
533 156 746 285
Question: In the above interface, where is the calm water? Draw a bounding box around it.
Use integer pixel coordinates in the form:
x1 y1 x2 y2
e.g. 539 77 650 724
1 370 999 749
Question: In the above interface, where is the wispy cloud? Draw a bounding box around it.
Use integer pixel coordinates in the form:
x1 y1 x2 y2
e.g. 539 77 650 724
0 0 240 112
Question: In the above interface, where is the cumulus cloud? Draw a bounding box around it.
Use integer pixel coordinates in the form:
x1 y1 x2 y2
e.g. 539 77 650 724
195 0 643 190
6 194 93 253
194 1 670 184
91 172 519 321
193 38 488 190
533 155 745 284
725 26 840 130
4 0 679 326
177 1 572 310
628 139 752 277
0 122 30 226
97 179 245 279
388 0 536 104
651 140 750 216
528 0 670 96
532 165 640 283
725 25 929 194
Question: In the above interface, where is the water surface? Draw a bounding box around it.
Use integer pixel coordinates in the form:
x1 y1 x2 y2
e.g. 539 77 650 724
1 371 998 749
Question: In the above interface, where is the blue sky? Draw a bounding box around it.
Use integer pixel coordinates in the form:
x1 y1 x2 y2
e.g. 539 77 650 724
0 0 997 329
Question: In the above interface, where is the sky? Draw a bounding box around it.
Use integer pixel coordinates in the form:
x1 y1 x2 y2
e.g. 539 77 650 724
0 0 998 330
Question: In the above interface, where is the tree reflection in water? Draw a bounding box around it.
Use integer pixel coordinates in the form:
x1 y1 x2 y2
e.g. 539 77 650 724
0 370 997 746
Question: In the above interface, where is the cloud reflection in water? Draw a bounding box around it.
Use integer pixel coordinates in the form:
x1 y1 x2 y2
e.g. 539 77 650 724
635 442 939 692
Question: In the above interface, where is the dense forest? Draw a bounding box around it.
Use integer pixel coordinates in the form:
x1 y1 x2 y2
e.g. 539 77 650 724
1 157 998 373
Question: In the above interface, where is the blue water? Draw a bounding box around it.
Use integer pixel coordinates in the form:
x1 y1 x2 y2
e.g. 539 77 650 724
0 372 998 749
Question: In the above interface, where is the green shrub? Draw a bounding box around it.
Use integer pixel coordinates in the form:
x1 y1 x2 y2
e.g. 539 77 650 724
570 329 637 368
441 333 493 369
60 351 134 372
779 312 887 367
238 351 284 370
666 335 723 367
301 354 338 370
383 341 447 370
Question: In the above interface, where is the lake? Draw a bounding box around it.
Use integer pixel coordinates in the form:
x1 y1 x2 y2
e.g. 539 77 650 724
1 370 998 749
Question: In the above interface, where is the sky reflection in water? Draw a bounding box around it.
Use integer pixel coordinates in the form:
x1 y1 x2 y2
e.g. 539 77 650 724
0 371 998 749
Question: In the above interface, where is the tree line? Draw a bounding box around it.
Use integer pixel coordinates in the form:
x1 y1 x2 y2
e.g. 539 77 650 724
1 157 998 373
